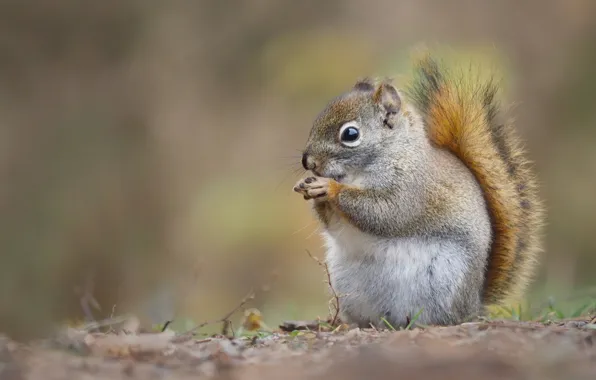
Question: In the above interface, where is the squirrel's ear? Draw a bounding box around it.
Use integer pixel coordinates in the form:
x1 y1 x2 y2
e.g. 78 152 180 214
353 77 375 92
373 81 401 129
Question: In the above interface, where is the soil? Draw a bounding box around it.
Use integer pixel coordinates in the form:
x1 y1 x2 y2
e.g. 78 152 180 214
1 318 595 380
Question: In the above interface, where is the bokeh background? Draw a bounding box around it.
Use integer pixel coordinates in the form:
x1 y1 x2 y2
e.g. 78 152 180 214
1 0 595 340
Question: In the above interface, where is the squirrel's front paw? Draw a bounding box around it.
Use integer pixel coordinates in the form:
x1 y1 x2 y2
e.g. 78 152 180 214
293 176 330 200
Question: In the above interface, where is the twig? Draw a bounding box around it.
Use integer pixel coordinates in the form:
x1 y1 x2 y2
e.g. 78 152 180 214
106 304 117 333
161 321 172 332
80 314 133 332
218 291 254 328
222 320 233 337
77 272 101 329
178 290 255 337
306 249 340 326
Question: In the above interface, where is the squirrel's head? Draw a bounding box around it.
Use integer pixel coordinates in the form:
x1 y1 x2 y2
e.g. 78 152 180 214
301 78 423 184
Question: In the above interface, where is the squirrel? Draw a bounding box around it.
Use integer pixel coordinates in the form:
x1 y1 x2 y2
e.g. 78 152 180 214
293 54 544 328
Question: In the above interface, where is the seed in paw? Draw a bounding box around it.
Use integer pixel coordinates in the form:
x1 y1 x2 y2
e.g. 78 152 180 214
305 177 316 184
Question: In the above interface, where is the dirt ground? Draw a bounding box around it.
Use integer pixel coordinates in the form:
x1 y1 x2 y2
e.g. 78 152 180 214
1 317 595 380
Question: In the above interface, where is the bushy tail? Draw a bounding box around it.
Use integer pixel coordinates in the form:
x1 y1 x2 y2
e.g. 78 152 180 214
406 54 544 305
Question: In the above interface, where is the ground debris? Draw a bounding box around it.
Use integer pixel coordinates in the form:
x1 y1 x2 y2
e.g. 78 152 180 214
280 320 318 331
2 317 596 379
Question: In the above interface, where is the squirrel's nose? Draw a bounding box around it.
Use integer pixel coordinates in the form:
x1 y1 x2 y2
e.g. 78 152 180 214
301 152 317 171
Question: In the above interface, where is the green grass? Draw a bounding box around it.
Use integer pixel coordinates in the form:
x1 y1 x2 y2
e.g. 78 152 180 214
150 294 596 339
381 317 396 331
486 298 596 323
405 308 424 330
380 308 424 331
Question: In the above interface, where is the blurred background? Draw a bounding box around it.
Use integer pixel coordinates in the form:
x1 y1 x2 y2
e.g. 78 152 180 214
1 0 595 340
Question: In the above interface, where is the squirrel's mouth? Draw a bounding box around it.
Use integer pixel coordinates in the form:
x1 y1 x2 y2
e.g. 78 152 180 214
332 174 346 183
313 169 345 183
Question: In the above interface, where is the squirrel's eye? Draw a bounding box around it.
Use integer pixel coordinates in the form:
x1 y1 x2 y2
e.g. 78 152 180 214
339 122 361 147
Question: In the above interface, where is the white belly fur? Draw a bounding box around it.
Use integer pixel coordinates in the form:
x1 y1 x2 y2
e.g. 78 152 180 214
323 218 470 327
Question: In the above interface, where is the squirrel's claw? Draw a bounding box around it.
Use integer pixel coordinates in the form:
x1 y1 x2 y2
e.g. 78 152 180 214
294 177 329 200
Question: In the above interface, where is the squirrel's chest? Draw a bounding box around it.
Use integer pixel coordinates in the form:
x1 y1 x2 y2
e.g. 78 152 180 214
321 218 469 325
322 220 435 272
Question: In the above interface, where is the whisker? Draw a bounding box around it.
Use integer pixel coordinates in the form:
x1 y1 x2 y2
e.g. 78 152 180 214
306 222 322 240
292 219 317 235
274 166 306 192
274 151 303 159
280 153 304 158
270 153 303 172
293 167 306 176
272 161 303 171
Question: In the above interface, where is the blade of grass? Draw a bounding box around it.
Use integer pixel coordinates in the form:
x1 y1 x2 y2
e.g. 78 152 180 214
405 308 424 330
571 303 591 318
381 317 396 331
510 306 520 321
548 306 565 320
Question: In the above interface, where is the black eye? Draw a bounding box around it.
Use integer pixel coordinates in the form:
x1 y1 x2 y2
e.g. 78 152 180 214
339 122 362 147
341 127 359 142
